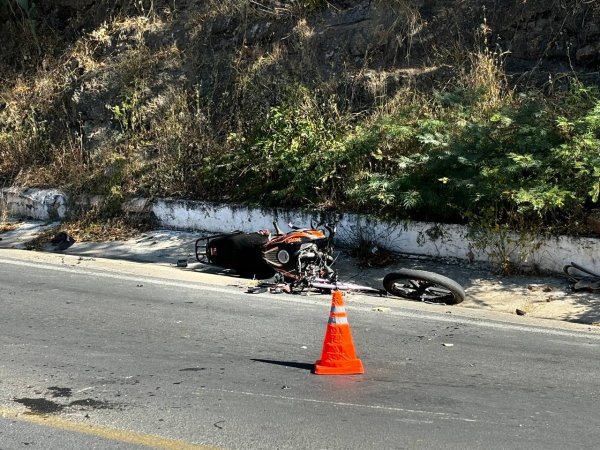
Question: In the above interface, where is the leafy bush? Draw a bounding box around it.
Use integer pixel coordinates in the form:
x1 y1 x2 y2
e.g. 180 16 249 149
202 87 349 206
196 79 600 234
342 82 600 232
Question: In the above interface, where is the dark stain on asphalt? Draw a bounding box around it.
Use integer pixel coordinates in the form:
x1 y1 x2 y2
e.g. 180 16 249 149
180 367 206 371
14 398 64 414
48 386 72 397
14 397 118 415
68 399 113 409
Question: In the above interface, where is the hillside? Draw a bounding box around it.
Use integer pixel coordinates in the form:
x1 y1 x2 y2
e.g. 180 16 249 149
1 0 600 233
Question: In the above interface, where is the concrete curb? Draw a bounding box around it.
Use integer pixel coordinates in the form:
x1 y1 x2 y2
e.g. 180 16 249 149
2 187 599 274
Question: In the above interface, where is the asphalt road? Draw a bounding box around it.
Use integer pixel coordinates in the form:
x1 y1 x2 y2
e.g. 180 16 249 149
1 253 599 449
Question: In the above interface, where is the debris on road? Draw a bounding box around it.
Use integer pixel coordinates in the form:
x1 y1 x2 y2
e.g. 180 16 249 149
50 231 76 251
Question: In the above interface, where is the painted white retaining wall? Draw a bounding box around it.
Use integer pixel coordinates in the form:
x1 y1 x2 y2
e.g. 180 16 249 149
0 188 68 221
2 187 599 275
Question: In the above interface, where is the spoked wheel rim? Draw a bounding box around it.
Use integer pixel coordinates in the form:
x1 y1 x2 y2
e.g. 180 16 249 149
387 278 455 303
383 269 466 305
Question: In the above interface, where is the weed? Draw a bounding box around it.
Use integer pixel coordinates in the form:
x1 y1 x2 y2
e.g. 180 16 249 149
469 224 542 275
62 207 156 242
0 222 18 232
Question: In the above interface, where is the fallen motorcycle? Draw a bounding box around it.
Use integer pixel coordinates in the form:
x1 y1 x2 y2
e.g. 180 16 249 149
194 220 465 304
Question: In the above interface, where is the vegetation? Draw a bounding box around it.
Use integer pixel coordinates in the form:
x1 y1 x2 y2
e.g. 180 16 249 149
1 0 599 237
203 81 599 234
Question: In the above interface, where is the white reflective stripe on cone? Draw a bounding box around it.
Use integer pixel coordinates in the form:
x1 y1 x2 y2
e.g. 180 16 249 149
328 316 349 325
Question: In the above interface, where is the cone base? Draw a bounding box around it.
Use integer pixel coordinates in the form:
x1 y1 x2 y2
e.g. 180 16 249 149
313 358 365 375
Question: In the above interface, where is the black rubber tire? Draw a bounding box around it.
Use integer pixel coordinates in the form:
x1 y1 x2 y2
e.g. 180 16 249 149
383 269 466 305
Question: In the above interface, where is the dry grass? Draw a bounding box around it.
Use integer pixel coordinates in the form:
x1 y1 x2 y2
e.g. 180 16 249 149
193 0 326 20
0 222 18 233
200 0 246 17
466 48 510 108
373 0 425 62
0 5 184 191
63 215 150 242
463 18 512 109
22 204 158 246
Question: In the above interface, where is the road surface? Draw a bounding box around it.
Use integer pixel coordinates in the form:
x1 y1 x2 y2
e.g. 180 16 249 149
1 252 599 449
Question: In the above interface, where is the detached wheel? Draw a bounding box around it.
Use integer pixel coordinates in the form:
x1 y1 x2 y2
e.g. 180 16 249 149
383 269 465 305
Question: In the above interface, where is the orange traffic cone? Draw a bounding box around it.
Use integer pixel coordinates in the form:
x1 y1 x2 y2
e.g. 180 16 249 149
314 290 365 375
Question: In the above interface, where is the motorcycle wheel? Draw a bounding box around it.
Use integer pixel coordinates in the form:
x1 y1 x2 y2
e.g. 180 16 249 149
383 269 465 305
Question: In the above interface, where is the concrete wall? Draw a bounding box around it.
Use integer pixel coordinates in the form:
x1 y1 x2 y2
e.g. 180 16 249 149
1 188 68 221
3 187 599 275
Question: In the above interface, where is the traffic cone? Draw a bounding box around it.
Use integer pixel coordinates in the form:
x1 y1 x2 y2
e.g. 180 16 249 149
314 290 365 375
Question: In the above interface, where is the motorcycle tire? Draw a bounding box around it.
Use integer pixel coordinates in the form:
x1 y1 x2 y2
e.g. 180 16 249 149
383 269 466 305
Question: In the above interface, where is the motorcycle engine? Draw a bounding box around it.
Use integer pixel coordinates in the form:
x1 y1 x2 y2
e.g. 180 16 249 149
263 242 321 279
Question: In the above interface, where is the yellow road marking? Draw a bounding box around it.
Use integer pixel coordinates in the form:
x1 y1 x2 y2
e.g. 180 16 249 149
0 407 220 450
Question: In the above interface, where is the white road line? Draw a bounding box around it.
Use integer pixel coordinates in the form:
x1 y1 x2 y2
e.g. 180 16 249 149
195 387 484 424
1 256 599 340
0 256 246 296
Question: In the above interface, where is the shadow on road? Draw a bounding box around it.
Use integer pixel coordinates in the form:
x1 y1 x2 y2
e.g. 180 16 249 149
251 359 314 372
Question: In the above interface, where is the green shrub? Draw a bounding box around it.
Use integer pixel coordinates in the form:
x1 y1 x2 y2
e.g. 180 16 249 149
202 87 349 206
194 79 600 234
343 82 600 232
